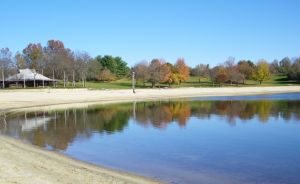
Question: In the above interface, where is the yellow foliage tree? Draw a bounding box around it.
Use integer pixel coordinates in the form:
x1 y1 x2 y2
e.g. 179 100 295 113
253 59 271 85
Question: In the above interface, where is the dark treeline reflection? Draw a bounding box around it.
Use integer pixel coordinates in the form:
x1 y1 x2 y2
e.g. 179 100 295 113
0 99 299 150
0 107 131 150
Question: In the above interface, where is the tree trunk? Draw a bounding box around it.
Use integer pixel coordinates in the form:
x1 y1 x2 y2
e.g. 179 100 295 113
213 81 214 87
66 76 68 87
82 71 84 87
260 81 262 85
53 70 55 87
2 69 4 89
72 70 75 87
63 71 66 87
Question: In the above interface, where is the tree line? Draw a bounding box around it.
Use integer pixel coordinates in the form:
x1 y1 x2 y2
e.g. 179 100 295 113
0 40 129 87
131 58 190 88
130 56 300 87
1 40 300 88
188 56 300 86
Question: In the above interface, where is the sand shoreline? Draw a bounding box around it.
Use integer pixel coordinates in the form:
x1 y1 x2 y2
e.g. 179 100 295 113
1 86 300 112
1 86 300 183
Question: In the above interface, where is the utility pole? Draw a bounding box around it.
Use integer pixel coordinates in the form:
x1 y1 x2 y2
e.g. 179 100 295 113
132 72 136 93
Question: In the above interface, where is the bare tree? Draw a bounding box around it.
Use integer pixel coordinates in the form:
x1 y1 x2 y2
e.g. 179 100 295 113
30 69 38 87
195 64 209 83
233 73 245 86
156 58 170 88
133 60 150 87
148 59 161 88
269 59 279 76
0 48 14 88
75 51 91 87
86 58 102 81
224 56 237 86
208 66 219 87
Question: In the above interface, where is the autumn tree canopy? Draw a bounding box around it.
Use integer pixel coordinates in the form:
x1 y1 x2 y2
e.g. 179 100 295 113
238 60 254 83
253 59 271 85
22 43 43 70
165 63 179 87
215 73 229 86
148 59 170 88
174 58 189 84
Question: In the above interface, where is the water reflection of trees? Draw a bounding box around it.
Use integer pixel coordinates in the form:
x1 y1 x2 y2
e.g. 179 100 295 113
134 99 300 127
190 100 300 125
135 102 191 129
0 99 299 150
0 107 130 150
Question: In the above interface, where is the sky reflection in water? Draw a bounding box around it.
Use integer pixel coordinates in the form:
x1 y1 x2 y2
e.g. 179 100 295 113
1 93 300 184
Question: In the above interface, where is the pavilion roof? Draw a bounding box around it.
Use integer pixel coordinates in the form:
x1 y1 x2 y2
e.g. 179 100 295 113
4 69 59 82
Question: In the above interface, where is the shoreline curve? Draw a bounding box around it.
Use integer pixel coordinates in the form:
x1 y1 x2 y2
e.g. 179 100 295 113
0 86 300 183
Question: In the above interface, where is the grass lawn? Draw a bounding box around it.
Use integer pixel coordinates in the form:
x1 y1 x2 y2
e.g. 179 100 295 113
74 75 300 90
2 75 299 90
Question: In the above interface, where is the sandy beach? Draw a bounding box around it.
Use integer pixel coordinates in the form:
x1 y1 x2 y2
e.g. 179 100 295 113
0 86 300 183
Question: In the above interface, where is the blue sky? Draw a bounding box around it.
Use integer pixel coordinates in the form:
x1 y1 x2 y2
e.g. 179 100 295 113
1 0 299 68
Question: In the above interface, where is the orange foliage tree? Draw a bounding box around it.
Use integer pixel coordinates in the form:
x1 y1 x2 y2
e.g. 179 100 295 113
215 73 229 86
165 63 179 87
148 58 171 88
174 58 189 84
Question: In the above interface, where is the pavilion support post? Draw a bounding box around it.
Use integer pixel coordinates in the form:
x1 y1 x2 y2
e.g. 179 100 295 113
42 69 44 88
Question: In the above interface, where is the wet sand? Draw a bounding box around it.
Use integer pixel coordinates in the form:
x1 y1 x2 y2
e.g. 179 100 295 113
0 86 299 183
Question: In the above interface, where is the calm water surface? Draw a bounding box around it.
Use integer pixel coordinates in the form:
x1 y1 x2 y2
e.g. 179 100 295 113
1 93 300 184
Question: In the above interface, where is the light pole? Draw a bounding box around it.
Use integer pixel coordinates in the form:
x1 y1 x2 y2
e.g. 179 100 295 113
132 72 136 93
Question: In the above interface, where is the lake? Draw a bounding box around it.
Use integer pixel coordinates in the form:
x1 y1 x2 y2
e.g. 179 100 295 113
1 93 300 184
